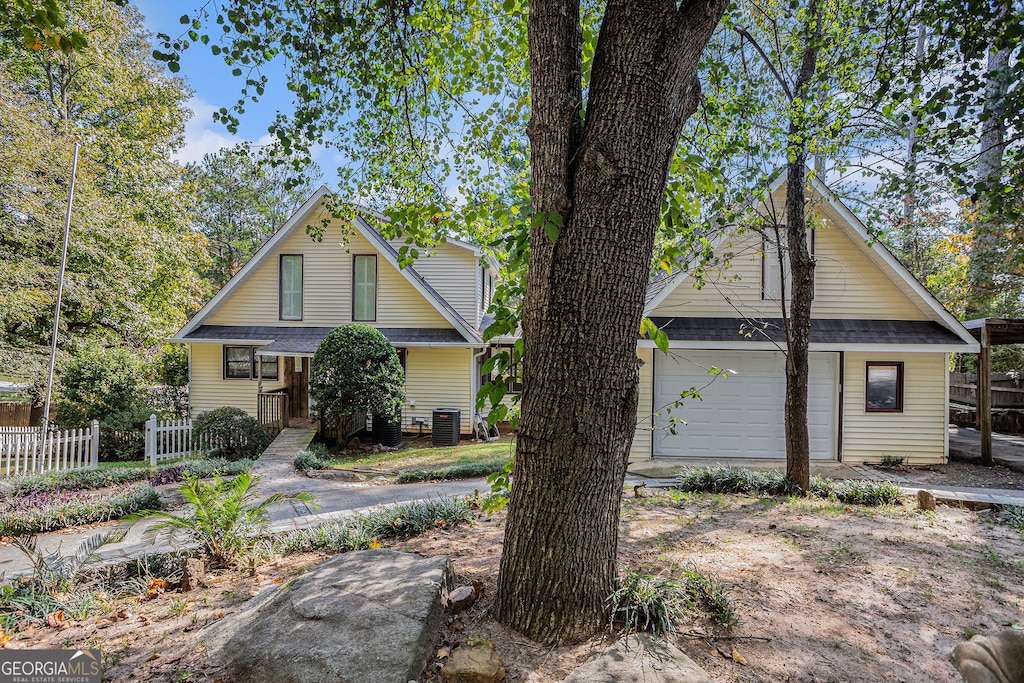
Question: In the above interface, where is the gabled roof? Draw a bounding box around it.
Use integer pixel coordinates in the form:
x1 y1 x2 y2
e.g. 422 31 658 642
643 173 978 349
171 186 482 344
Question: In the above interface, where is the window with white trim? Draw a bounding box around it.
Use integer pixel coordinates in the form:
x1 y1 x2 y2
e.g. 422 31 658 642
280 254 303 321
353 255 377 321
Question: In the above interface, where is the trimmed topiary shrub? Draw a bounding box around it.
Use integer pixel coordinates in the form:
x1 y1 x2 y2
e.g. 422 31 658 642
309 325 405 422
193 407 270 461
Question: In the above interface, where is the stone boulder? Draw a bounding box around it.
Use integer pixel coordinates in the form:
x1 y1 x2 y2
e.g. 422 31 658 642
950 628 1024 683
202 549 452 683
441 640 505 683
559 634 714 683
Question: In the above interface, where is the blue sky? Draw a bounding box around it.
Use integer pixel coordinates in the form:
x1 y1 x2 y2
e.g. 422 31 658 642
133 1 297 164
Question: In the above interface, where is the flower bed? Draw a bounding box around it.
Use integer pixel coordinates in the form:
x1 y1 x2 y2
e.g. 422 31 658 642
0 483 160 537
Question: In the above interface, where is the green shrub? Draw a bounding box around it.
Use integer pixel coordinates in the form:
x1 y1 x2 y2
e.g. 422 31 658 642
678 566 740 632
608 571 686 637
0 483 160 536
310 325 405 422
275 497 473 554
193 407 270 461
674 466 903 507
294 443 331 473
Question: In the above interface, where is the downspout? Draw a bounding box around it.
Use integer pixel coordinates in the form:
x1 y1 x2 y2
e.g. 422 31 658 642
472 346 489 439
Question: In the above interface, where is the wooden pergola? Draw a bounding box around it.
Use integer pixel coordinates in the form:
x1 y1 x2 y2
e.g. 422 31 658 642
962 318 1024 464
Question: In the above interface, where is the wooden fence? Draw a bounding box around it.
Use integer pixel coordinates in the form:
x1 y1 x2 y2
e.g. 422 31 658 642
0 402 32 427
949 372 1024 409
0 422 99 476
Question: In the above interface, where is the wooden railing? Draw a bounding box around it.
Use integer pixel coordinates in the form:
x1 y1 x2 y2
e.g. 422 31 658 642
0 422 99 475
258 390 289 440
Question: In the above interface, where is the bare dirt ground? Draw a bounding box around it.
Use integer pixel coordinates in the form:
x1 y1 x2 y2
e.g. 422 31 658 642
4 489 1024 682
868 457 1024 490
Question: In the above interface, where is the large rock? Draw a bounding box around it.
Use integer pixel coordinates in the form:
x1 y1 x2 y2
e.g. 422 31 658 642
950 628 1024 683
202 549 452 683
441 639 505 683
559 634 715 683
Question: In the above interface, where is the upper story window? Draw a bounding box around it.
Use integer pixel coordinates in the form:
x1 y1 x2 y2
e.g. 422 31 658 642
353 254 377 321
280 254 303 321
762 228 815 301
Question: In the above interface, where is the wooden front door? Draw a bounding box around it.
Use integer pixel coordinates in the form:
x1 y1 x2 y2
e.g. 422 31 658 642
283 357 309 419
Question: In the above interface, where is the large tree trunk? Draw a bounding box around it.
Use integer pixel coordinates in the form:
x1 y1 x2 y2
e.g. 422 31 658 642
495 0 726 645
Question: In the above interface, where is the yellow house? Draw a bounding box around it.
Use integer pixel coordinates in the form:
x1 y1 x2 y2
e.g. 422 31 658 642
630 174 978 465
170 188 498 436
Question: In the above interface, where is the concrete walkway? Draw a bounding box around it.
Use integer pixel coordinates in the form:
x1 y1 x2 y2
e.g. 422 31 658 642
948 425 1024 472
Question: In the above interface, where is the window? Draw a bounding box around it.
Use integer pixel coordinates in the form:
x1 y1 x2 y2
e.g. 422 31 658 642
223 346 279 380
489 345 523 393
866 361 904 412
353 255 377 321
280 255 303 321
762 229 815 301
395 347 407 375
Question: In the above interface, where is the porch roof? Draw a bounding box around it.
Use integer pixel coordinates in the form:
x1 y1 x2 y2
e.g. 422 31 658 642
181 324 474 356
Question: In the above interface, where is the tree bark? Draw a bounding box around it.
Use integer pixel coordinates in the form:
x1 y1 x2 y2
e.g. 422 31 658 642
495 0 726 645
782 0 822 492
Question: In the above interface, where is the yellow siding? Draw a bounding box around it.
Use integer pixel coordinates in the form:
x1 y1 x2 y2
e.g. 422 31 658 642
207 215 449 328
630 348 654 461
398 243 481 330
841 352 947 464
650 215 927 321
403 346 475 434
189 343 284 417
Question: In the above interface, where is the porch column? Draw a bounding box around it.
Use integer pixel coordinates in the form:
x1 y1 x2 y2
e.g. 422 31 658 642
979 322 992 465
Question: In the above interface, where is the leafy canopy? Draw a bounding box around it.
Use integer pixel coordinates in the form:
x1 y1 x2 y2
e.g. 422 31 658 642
310 325 405 421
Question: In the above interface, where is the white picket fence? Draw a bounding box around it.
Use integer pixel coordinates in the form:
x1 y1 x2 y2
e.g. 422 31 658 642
0 421 100 476
144 414 238 465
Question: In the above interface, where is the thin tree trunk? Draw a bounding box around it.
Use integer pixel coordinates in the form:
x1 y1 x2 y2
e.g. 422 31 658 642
496 0 726 645
782 0 822 492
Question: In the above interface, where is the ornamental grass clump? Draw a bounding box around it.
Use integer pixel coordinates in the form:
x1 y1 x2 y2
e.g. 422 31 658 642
0 483 160 536
275 497 473 554
675 466 902 507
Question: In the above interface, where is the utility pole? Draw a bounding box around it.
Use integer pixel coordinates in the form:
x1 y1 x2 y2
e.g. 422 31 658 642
41 141 80 453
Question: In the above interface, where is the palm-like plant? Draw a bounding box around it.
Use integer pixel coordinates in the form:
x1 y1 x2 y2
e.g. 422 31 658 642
126 472 317 567
13 529 128 593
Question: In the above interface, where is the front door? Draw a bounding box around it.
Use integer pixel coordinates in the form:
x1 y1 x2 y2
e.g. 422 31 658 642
283 356 309 419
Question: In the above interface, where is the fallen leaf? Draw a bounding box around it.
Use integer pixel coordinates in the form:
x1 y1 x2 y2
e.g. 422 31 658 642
0 628 9 648
732 649 747 665
217 613 225 619
368 539 382 549
452 619 465 631
437 646 451 659
471 581 484 595
273 578 284 584
845 507 852 513
710 648 720 657
146 653 161 662
46 610 65 628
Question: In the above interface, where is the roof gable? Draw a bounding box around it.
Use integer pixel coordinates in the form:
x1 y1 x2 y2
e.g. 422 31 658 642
173 188 481 343
644 174 976 347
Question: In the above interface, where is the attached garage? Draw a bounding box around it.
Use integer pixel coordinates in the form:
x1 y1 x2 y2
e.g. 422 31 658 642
652 350 838 460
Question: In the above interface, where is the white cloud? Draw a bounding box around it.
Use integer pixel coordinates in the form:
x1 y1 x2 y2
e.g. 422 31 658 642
175 97 243 165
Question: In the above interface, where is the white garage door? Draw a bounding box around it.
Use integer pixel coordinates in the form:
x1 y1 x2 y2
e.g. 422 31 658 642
653 351 837 460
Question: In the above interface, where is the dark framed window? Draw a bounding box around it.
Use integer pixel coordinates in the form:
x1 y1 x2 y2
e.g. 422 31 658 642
353 254 377 321
395 347 407 374
488 345 523 394
866 361 904 412
762 228 815 301
280 254 303 321
223 346 279 381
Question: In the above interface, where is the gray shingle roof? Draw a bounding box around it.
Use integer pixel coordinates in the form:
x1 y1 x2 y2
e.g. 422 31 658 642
647 317 969 345
183 325 470 353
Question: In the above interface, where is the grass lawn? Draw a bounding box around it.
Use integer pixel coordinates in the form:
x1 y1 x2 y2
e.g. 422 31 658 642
321 436 515 482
